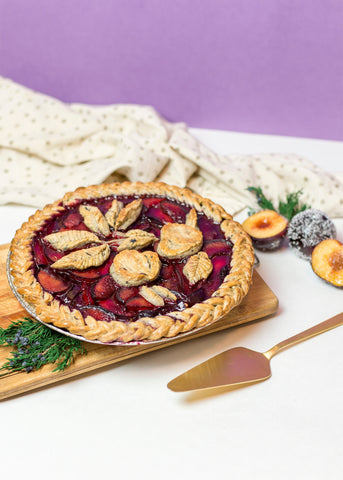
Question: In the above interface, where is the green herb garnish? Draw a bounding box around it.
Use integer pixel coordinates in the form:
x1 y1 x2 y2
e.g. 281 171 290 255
278 191 310 220
0 318 87 375
247 186 276 212
247 186 310 220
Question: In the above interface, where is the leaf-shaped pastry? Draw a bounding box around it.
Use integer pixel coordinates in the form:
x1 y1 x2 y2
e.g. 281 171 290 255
139 285 177 306
79 205 110 236
51 244 110 270
105 199 124 228
110 250 161 286
44 230 101 251
115 199 143 230
157 223 203 259
185 208 198 229
139 286 165 306
117 230 157 252
183 252 213 285
150 285 177 301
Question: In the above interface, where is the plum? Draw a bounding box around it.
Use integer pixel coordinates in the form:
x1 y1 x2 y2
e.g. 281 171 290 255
242 210 288 251
81 305 116 322
116 286 139 303
37 270 68 293
32 239 48 266
145 207 174 224
142 197 163 209
160 200 186 222
93 275 116 300
63 212 82 229
311 239 343 287
203 239 232 258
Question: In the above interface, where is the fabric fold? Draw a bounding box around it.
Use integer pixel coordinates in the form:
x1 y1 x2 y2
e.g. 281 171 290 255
0 76 342 217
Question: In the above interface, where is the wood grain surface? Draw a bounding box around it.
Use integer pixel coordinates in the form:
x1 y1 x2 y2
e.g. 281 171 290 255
0 243 278 400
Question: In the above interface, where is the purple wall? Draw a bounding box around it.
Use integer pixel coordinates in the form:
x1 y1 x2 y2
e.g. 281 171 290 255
1 0 342 140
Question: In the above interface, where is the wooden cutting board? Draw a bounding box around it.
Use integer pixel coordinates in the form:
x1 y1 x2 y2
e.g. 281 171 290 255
0 243 278 400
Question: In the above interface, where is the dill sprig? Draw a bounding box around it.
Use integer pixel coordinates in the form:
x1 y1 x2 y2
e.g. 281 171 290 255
0 317 87 376
247 186 310 220
247 186 276 212
278 191 310 220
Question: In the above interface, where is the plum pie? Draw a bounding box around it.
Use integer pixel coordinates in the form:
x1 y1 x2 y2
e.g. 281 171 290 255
9 182 254 343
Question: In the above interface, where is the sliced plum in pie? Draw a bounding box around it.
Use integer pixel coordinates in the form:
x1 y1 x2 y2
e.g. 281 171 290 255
9 182 254 343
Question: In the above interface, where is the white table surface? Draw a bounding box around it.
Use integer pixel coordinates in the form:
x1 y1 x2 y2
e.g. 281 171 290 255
1 128 342 480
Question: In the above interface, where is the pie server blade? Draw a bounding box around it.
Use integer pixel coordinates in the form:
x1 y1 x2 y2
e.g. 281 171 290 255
167 312 343 392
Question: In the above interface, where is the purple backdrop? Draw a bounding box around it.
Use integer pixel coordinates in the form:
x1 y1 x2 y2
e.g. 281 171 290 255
1 0 342 140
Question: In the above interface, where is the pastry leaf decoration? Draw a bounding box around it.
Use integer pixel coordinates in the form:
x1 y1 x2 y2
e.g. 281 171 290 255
117 230 157 252
150 285 177 301
183 252 213 285
110 250 161 286
139 285 177 306
0 318 87 375
79 205 110 236
105 199 124 228
115 199 143 230
139 286 165 306
51 244 110 270
185 208 198 229
44 230 101 251
157 223 203 259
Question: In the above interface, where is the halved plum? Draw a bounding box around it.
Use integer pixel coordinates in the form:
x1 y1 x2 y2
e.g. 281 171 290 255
242 210 288 251
311 239 343 287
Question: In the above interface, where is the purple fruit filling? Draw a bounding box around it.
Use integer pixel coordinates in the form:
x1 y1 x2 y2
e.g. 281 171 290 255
31 195 233 322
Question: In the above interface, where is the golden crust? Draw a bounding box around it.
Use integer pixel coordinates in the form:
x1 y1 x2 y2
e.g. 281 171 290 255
157 223 203 259
110 250 161 287
9 181 254 343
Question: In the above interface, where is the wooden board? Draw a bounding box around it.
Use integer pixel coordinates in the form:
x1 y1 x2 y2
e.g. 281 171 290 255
0 243 278 400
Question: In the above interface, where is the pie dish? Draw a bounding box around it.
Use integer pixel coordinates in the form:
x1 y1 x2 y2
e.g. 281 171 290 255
9 182 254 344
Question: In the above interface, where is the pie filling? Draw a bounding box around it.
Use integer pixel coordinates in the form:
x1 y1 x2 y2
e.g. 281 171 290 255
31 195 233 322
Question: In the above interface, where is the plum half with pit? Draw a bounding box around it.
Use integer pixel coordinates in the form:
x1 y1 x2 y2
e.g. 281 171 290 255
311 239 343 287
242 210 288 251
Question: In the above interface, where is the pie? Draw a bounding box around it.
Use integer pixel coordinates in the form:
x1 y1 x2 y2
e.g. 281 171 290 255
9 182 254 343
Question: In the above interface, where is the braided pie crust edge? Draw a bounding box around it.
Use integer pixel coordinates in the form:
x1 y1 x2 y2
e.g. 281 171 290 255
9 182 254 343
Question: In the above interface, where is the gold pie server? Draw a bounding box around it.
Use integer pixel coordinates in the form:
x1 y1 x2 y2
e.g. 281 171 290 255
168 312 343 392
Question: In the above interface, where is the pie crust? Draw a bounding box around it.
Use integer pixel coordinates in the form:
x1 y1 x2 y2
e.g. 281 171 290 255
9 182 254 343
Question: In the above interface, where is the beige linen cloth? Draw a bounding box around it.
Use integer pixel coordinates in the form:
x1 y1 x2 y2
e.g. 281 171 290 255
1 77 342 218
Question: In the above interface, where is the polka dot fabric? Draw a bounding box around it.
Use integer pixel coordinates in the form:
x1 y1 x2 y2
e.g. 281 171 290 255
1 77 343 217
